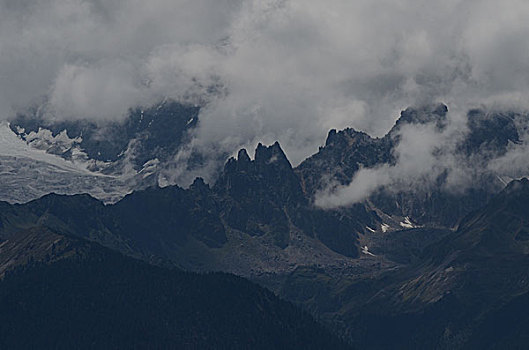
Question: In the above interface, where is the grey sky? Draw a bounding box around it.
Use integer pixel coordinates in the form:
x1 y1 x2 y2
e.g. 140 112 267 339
1 0 529 169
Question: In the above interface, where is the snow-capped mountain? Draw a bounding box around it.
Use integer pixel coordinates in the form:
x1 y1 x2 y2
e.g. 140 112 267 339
4 102 529 230
1 100 199 203
0 121 134 203
3 102 529 348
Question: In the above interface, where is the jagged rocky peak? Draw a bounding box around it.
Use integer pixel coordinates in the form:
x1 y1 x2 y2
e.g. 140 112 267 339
321 104 448 150
223 142 293 174
237 148 251 163
325 128 375 147
392 103 448 131
189 177 210 193
225 148 251 172
318 103 449 152
216 142 305 203
254 141 292 169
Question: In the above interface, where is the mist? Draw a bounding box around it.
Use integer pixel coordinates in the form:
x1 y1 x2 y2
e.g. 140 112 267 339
2 0 529 187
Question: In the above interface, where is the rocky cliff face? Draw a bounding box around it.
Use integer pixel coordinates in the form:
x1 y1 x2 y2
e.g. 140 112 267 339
0 142 378 279
213 142 365 253
297 104 528 228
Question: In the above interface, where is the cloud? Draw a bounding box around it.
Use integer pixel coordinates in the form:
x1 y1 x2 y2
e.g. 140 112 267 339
48 61 146 120
2 0 529 171
315 166 392 208
315 115 472 208
315 106 529 208
487 122 529 180
0 0 241 119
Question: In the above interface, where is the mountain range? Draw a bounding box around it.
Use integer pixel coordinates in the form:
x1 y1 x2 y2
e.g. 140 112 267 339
2 101 529 348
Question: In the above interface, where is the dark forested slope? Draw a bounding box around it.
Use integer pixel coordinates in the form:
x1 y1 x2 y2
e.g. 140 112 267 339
0 227 350 349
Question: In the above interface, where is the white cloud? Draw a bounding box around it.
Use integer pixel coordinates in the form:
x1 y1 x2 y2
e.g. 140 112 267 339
2 0 529 173
315 110 476 208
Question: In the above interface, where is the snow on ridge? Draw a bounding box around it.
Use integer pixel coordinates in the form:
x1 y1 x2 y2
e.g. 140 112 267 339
399 216 415 229
0 122 86 174
0 122 116 178
25 127 82 152
361 245 376 257
0 122 139 204
139 158 160 179
0 155 133 204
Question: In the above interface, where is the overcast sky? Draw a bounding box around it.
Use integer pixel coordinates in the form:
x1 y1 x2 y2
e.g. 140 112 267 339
2 0 529 170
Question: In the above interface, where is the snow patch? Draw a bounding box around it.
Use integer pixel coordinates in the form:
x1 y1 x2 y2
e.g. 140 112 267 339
139 158 160 179
361 245 376 257
25 128 82 152
0 122 138 204
399 216 415 229
0 123 88 174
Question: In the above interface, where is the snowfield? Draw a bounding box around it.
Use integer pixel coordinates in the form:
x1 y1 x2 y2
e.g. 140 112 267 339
0 123 134 204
